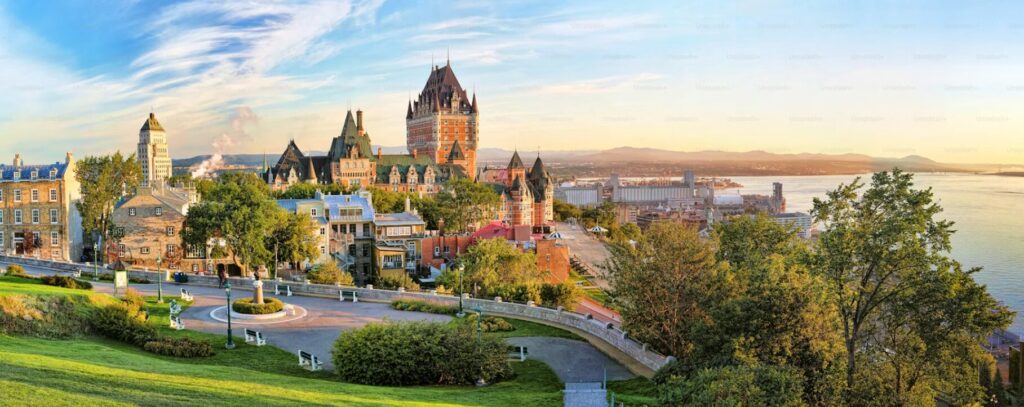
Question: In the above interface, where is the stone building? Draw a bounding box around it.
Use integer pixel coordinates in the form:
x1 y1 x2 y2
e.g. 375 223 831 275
110 182 202 271
373 204 426 283
137 113 172 186
0 153 82 261
406 60 479 176
276 191 376 283
265 109 465 194
480 151 554 229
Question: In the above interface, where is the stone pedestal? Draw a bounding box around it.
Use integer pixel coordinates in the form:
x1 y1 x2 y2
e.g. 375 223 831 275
253 280 264 304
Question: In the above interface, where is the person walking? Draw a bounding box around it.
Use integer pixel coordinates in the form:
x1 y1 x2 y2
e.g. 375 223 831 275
217 267 227 288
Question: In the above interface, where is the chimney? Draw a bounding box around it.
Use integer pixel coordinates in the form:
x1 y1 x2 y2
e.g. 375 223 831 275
412 149 417 158
66 152 73 165
14 153 22 168
377 147 382 160
405 196 411 213
356 110 364 136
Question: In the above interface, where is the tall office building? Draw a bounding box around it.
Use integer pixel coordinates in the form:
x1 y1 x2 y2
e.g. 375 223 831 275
137 113 172 186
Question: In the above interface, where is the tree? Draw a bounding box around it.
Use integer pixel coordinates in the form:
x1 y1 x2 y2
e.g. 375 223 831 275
808 169 1014 404
553 199 581 222
438 238 541 299
75 153 142 258
540 281 582 311
308 261 354 285
435 178 501 233
181 174 281 275
659 365 806 407
606 222 721 358
275 182 349 199
269 211 320 271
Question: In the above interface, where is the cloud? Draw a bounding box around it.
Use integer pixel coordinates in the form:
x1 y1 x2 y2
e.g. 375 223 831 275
535 73 665 95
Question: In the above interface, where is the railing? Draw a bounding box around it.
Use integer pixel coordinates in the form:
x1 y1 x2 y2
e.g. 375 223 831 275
0 254 674 374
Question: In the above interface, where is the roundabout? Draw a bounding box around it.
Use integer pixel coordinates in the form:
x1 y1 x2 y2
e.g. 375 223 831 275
208 303 308 325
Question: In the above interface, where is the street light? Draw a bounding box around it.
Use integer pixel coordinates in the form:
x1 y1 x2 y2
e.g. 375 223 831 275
92 242 99 281
224 283 235 349
155 255 163 303
456 261 466 318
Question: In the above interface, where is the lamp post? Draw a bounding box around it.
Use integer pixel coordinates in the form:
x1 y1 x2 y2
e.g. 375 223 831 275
224 283 235 349
155 255 163 303
456 262 466 318
92 242 99 281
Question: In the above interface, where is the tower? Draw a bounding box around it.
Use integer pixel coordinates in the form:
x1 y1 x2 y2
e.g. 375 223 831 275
406 60 479 175
138 112 172 186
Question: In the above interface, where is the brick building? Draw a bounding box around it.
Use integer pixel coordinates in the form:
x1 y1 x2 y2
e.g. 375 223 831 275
480 151 554 229
110 182 203 271
0 153 82 261
406 60 479 176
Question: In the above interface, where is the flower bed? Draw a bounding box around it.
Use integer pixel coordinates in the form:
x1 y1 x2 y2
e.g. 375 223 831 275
232 297 284 315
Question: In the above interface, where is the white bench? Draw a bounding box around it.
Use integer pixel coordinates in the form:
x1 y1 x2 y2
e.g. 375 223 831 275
508 345 528 362
338 290 358 303
244 329 266 346
179 288 193 302
169 315 185 331
297 350 322 371
275 284 293 296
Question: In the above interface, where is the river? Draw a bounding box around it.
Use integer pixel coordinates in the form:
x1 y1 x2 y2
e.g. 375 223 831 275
722 173 1023 334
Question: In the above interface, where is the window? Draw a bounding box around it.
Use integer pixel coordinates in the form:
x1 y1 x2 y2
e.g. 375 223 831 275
32 232 40 246
50 232 59 246
50 209 58 224
0 209 3 224
49 188 57 202
129 208 136 216
319 227 326 236
433 247 440 256
141 247 151 254
311 208 318 217
154 207 162 216
119 244 126 254
30 170 38 179
361 244 370 257
192 264 199 272
12 172 18 180
444 245 450 254
0 189 4 201
166 245 176 255
363 224 370 236
49 168 57 179
166 226 175 236
31 209 40 224
31 189 38 202
14 189 21 202
320 245 326 255
14 209 23 224
0 232 4 247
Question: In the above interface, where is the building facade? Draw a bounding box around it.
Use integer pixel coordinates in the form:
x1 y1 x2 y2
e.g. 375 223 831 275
0 153 82 261
373 207 426 282
407 61 479 176
481 152 553 228
137 113 172 186
276 191 376 283
110 182 203 271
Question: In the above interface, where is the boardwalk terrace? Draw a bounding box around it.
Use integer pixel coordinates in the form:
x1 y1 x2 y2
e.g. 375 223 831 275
0 153 82 261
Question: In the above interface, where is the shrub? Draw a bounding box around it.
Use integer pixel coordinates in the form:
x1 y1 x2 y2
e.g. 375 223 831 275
377 275 420 291
143 337 215 358
307 261 354 285
491 284 540 303
232 297 284 314
5 264 28 277
121 288 145 309
0 294 94 338
658 365 805 406
467 314 515 332
390 299 459 315
540 281 582 311
90 302 157 346
332 322 513 386
39 275 93 290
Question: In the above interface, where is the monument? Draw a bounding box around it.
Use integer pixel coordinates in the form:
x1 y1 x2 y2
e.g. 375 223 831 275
253 265 266 305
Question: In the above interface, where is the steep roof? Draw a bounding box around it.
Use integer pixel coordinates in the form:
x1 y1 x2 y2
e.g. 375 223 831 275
140 112 164 132
528 156 551 202
417 63 472 112
508 151 524 169
0 162 69 182
328 110 372 160
447 140 466 161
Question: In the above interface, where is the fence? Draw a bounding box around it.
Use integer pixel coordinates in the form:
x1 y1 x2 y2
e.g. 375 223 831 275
0 254 674 374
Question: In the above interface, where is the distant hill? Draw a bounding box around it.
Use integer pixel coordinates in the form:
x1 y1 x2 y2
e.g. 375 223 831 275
172 145 984 176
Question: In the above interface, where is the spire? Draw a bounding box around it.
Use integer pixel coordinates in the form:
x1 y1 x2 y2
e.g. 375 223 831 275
529 155 546 178
140 112 164 132
508 150 524 169
262 152 268 172
471 92 478 114
406 100 414 119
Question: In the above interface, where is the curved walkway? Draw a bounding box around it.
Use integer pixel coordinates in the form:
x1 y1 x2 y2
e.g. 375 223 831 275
7 263 634 382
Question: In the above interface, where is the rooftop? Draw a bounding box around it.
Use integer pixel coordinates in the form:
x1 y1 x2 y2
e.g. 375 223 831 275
374 211 425 226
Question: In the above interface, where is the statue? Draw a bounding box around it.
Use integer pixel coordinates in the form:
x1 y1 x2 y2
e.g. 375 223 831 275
253 265 267 304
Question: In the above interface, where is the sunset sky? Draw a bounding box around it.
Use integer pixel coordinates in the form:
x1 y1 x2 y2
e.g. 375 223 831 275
1 1 1022 164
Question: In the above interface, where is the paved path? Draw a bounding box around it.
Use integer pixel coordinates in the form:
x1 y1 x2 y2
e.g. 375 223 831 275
5 262 634 381
553 222 611 290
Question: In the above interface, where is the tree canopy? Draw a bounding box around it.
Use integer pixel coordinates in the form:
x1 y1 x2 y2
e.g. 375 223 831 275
434 178 502 233
75 152 141 259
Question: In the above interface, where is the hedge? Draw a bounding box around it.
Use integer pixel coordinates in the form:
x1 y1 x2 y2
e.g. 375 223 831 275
232 297 284 314
5 264 28 277
90 302 157 346
467 314 515 332
40 275 93 290
143 337 215 358
390 299 459 315
332 322 513 386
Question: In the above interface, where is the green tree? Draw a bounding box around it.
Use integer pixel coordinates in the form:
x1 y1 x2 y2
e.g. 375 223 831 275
808 169 1014 404
553 199 581 222
659 365 806 407
181 174 281 275
435 178 502 233
439 238 541 299
606 222 721 358
75 152 142 260
308 261 354 285
540 281 583 311
269 211 320 272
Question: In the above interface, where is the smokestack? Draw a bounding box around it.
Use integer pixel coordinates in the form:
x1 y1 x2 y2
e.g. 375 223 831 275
14 153 22 168
356 110 364 136
65 152 73 165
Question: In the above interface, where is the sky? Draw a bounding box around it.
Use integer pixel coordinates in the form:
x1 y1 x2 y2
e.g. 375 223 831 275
1 0 1022 165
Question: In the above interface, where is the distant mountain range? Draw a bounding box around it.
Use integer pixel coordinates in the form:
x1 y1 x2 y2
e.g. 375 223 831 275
172 146 996 176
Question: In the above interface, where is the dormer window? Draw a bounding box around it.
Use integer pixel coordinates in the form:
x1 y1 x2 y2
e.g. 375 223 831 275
13 171 19 180
49 168 57 179
30 170 38 179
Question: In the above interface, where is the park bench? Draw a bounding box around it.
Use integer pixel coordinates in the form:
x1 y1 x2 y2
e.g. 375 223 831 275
507 345 528 362
275 284 293 296
244 329 266 346
338 290 359 302
297 350 322 371
169 315 185 331
179 288 193 302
